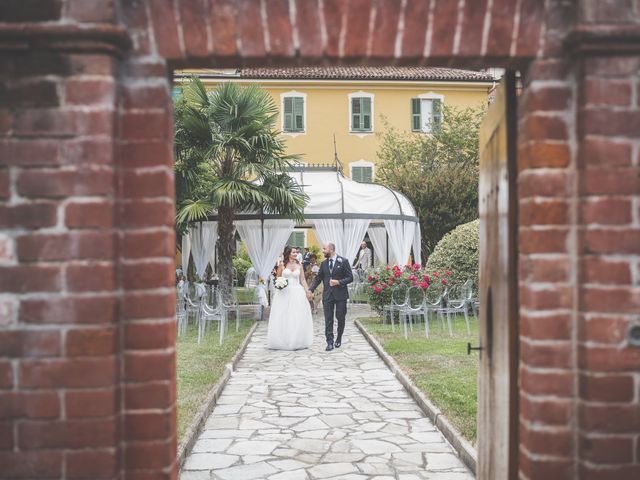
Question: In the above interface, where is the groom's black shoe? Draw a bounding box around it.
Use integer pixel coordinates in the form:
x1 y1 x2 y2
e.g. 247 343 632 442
325 342 334 351
335 338 342 348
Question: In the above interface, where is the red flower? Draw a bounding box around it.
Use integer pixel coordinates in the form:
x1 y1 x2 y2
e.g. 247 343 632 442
412 281 419 287
386 266 391 271
408 275 416 281
445 270 453 276
393 265 401 271
420 281 428 289
422 274 430 283
442 279 449 286
433 272 440 278
394 271 401 278
381 283 388 289
414 263 422 270
368 275 374 281
374 287 382 293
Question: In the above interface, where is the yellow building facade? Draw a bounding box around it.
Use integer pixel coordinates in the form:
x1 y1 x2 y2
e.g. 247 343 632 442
175 67 494 250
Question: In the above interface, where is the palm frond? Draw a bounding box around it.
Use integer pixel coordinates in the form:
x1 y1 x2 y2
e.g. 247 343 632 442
175 199 216 227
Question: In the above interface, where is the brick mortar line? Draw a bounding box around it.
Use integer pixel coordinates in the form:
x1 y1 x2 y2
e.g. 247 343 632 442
354 318 477 475
176 319 259 470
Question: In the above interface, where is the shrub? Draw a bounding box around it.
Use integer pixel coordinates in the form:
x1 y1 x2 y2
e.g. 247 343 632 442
426 219 479 293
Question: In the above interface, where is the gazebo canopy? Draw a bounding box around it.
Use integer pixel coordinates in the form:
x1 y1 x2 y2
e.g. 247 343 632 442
184 164 422 304
244 165 419 226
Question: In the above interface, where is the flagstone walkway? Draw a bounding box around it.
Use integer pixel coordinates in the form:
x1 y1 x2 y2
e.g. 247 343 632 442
180 305 474 480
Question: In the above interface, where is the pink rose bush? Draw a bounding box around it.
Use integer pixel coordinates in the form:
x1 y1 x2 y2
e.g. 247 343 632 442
366 264 453 315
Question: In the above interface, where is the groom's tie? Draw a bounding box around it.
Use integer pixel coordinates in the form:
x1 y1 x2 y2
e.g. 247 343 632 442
329 258 334 274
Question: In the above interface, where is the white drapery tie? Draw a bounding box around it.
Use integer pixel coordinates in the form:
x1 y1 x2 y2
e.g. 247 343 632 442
367 226 388 266
412 223 422 266
181 234 191 276
383 220 416 266
236 219 295 306
189 221 218 280
312 218 370 263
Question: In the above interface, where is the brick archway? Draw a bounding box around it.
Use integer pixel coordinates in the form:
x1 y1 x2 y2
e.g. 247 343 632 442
2 1 639 479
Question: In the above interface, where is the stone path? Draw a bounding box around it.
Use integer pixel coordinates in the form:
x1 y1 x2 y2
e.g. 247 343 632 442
181 305 474 480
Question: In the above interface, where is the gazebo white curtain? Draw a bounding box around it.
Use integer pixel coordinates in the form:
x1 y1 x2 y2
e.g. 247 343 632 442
412 224 422 266
384 220 416 266
312 218 370 262
367 226 388 266
236 219 295 306
189 222 218 280
181 234 191 275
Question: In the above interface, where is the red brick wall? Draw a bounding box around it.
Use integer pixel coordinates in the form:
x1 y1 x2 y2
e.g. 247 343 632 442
1 0 638 479
575 53 640 480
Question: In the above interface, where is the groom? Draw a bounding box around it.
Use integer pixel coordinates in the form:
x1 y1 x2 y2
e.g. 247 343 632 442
308 243 353 351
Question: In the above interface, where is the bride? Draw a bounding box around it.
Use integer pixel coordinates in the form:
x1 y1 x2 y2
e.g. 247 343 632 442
267 246 314 350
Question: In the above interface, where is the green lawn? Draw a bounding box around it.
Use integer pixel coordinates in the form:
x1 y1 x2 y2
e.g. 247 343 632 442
359 313 479 445
176 317 255 440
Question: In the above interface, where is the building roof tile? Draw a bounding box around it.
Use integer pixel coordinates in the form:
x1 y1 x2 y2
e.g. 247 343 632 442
236 66 494 82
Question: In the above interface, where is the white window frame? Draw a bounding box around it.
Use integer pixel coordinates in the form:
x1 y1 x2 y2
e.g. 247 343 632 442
349 159 375 183
412 92 445 134
280 91 307 137
348 91 375 137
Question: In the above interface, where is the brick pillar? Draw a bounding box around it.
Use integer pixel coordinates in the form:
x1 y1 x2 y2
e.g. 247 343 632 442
0 47 123 480
573 29 640 480
518 1 640 478
117 2 178 479
517 1 578 478
0 1 173 478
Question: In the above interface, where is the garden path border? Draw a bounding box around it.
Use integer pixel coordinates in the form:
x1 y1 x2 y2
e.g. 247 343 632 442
176 320 259 469
354 318 478 475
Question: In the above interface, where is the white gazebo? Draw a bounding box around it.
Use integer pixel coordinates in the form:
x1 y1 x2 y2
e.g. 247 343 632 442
182 164 422 305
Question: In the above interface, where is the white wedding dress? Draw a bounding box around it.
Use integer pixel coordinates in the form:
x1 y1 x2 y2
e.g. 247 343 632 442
267 267 314 350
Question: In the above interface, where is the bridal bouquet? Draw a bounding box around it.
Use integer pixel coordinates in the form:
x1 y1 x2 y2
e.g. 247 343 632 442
274 277 289 290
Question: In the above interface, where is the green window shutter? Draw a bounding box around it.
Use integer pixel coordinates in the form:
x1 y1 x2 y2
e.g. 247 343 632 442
293 97 304 131
432 98 442 128
362 98 371 131
352 166 372 183
283 97 293 131
411 98 421 131
351 98 360 130
351 97 372 132
288 232 305 248
362 166 373 183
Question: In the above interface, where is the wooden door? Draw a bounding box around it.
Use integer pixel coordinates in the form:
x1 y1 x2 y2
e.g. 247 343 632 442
477 72 518 479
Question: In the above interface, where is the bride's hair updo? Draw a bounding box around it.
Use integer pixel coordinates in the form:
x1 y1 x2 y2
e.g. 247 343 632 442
283 245 298 267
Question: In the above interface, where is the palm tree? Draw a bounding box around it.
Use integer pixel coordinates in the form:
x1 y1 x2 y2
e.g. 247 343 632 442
174 79 307 303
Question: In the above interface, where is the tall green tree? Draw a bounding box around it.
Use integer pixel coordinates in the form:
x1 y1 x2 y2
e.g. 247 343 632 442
376 104 485 256
174 79 307 302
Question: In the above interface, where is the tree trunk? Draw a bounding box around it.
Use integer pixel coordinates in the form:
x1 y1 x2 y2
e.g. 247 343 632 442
217 205 235 306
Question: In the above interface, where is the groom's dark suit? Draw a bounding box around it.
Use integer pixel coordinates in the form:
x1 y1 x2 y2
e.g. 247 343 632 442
309 255 353 345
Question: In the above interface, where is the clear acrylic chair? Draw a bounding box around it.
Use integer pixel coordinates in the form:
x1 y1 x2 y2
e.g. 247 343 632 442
382 284 408 332
424 282 449 336
461 279 476 318
176 287 188 336
399 286 426 339
222 286 241 332
439 285 472 336
198 290 226 344
244 267 259 289
184 283 202 324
